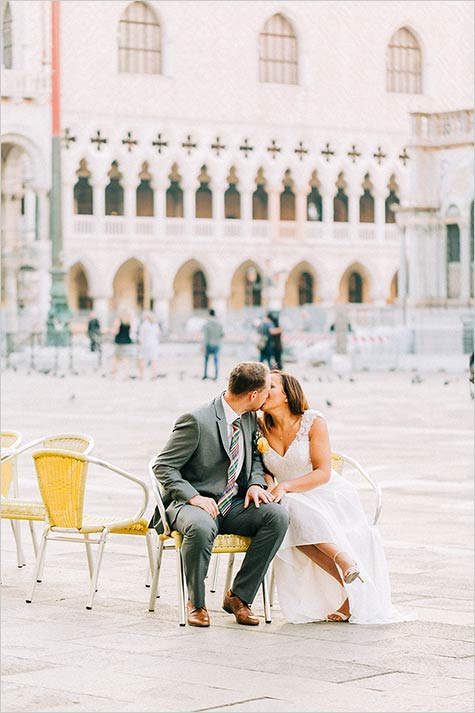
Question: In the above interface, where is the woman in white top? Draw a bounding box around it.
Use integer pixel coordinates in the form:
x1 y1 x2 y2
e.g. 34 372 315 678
260 370 408 625
138 311 161 380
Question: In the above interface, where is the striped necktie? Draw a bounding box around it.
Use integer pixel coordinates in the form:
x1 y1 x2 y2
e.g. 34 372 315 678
217 417 241 516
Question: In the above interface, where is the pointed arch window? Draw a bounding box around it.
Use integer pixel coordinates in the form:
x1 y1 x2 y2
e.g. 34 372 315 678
253 169 268 220
192 270 208 310
119 1 161 74
105 162 124 216
259 13 298 85
245 269 262 306
387 27 422 94
196 166 212 219
280 170 295 220
2 2 12 69
136 162 154 216
74 160 93 215
348 272 363 303
307 172 322 221
225 167 240 219
166 164 184 217
385 176 400 223
298 272 314 305
334 174 348 223
359 174 375 223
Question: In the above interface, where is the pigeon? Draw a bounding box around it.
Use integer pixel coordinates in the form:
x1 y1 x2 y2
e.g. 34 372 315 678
325 399 333 407
69 394 76 401
349 377 355 382
443 380 450 386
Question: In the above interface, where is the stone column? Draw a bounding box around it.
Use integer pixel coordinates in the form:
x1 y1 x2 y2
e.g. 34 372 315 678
295 183 307 241
374 189 386 242
92 179 106 219
459 222 471 303
91 295 111 328
123 180 137 219
267 185 280 243
34 187 49 242
182 179 197 221
348 180 360 239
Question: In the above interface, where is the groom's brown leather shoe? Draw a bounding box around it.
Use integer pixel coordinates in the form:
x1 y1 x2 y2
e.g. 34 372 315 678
223 590 259 625
187 600 210 627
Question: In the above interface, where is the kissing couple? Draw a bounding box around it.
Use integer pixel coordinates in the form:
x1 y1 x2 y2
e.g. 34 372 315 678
151 361 406 627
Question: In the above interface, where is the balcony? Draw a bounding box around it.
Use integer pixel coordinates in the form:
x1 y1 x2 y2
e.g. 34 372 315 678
1 69 50 102
411 109 474 148
68 216 399 245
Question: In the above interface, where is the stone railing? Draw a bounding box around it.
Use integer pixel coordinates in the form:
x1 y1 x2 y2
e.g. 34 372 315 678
411 109 474 147
68 216 400 244
1 69 51 102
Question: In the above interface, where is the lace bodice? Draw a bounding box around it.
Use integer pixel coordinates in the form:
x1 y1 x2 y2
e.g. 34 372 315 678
262 409 325 483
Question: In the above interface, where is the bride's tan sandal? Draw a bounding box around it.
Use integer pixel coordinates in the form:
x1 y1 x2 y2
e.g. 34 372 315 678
326 609 350 622
333 550 364 584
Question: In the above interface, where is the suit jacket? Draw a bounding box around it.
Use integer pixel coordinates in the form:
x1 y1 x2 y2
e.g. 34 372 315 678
150 395 266 532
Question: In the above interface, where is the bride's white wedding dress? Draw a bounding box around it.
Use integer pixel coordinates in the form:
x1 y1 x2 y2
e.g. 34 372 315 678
263 409 408 625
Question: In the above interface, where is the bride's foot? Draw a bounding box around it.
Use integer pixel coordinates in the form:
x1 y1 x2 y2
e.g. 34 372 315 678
333 550 364 584
327 598 350 622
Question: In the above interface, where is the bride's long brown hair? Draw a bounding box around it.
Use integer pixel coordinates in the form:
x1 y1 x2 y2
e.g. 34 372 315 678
260 370 310 435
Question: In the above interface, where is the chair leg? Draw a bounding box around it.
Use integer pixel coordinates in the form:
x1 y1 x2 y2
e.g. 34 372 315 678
86 530 107 610
262 570 272 624
176 548 186 626
10 520 26 568
145 530 155 586
26 528 48 603
84 534 94 579
210 553 220 593
269 563 276 607
224 553 235 594
28 521 39 557
148 538 164 612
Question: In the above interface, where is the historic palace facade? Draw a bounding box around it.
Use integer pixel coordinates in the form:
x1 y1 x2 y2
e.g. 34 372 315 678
1 1 473 336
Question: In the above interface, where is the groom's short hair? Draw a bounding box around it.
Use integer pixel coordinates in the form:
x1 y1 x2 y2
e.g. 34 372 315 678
228 361 269 395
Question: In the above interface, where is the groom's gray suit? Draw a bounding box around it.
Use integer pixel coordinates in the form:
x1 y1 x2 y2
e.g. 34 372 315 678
151 395 289 608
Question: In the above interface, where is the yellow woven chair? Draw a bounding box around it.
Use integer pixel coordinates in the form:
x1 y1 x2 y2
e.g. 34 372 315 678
1 433 94 568
268 451 383 606
26 449 153 610
147 458 271 626
1 431 24 568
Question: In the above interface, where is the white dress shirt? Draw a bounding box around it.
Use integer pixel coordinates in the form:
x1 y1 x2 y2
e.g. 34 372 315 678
221 395 245 477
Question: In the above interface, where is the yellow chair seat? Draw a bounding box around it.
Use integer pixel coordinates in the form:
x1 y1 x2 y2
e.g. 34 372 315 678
75 515 150 535
0 499 46 521
159 530 252 553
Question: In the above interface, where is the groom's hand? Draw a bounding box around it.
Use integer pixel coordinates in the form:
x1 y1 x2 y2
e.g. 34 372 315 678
188 495 219 518
244 485 275 509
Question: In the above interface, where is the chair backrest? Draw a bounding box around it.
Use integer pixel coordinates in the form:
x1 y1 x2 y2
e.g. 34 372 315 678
1 431 22 451
148 458 171 535
1 431 22 498
32 450 88 529
331 452 383 525
42 434 94 455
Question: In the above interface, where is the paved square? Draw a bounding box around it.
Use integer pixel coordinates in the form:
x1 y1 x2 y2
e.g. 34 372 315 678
1 348 473 712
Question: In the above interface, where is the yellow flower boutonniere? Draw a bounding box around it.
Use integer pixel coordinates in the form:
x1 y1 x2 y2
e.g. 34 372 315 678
256 436 269 454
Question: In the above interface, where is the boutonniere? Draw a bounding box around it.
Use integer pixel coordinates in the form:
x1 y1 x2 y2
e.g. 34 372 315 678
254 428 269 453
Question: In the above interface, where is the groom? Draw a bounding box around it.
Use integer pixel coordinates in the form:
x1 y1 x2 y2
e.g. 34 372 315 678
151 361 289 627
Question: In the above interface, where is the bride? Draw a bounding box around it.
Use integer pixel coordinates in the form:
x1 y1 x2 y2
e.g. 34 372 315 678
260 370 408 625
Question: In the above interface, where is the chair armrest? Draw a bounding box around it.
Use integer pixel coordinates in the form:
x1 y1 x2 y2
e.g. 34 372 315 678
148 458 171 536
338 453 383 526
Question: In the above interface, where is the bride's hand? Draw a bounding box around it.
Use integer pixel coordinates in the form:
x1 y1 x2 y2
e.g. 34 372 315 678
270 482 288 503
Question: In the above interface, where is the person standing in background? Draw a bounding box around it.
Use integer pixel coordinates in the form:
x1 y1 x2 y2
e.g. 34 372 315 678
202 309 224 381
138 311 161 380
87 311 101 353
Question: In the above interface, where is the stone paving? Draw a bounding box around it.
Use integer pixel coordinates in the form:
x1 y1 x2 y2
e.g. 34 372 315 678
1 346 473 713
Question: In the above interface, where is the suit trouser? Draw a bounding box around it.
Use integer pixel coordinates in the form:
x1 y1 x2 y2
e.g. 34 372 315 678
172 497 289 609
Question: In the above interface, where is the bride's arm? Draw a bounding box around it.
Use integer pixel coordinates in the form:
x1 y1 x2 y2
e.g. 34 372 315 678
270 417 331 502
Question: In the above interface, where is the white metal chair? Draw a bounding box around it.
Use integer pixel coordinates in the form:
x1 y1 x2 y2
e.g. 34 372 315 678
147 458 271 626
26 449 154 610
1 433 94 568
